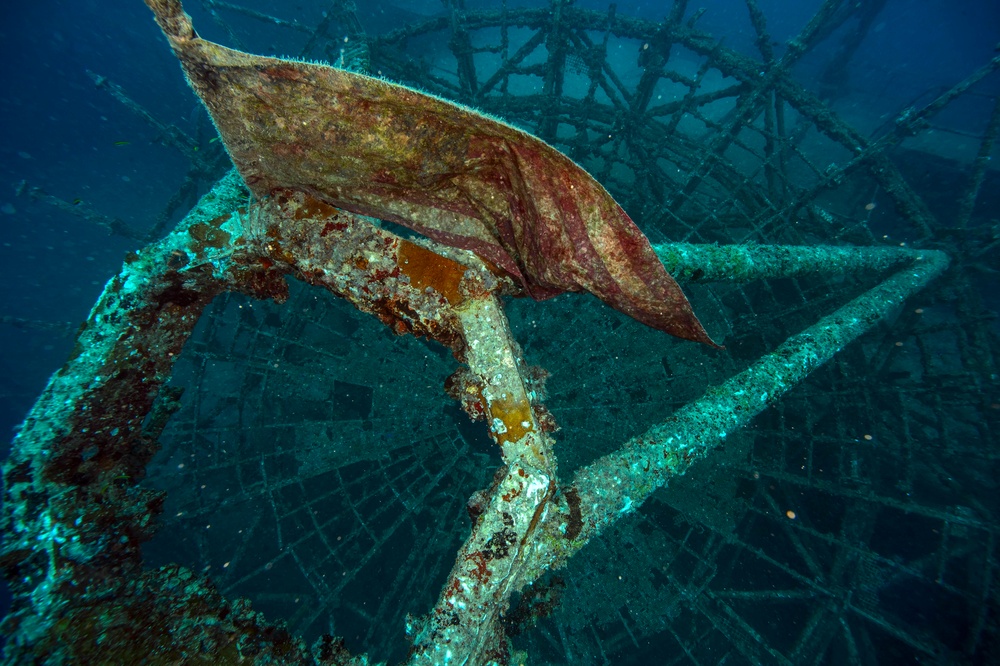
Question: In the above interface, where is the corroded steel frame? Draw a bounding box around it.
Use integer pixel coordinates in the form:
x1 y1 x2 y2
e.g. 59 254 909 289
0 166 946 663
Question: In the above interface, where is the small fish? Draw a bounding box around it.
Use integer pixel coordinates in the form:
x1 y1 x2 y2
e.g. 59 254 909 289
209 137 220 143
113 141 131 146
72 198 84 206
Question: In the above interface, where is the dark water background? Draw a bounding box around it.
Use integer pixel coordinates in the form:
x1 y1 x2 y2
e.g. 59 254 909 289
1 0 997 654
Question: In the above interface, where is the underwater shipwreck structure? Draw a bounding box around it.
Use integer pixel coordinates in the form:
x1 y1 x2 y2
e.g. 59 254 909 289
3 0 998 663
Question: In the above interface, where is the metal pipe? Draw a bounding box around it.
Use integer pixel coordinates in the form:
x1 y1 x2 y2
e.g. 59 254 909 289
555 248 949 557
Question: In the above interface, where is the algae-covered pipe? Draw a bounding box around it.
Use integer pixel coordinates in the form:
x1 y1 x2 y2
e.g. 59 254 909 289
655 242 925 284
555 248 949 557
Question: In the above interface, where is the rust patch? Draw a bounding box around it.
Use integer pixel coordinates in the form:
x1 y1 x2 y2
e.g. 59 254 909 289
488 394 534 445
397 240 466 306
288 193 340 221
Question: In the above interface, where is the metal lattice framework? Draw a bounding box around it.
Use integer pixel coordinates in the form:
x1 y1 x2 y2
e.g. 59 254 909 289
2 1 998 664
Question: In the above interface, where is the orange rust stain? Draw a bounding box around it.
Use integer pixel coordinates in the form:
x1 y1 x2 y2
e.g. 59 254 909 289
397 240 466 305
292 194 341 221
488 394 534 445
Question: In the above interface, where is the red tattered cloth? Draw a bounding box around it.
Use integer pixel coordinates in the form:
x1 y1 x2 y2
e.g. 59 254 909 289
146 0 718 346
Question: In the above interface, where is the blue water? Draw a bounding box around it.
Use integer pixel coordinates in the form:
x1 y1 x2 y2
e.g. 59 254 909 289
1 0 997 661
